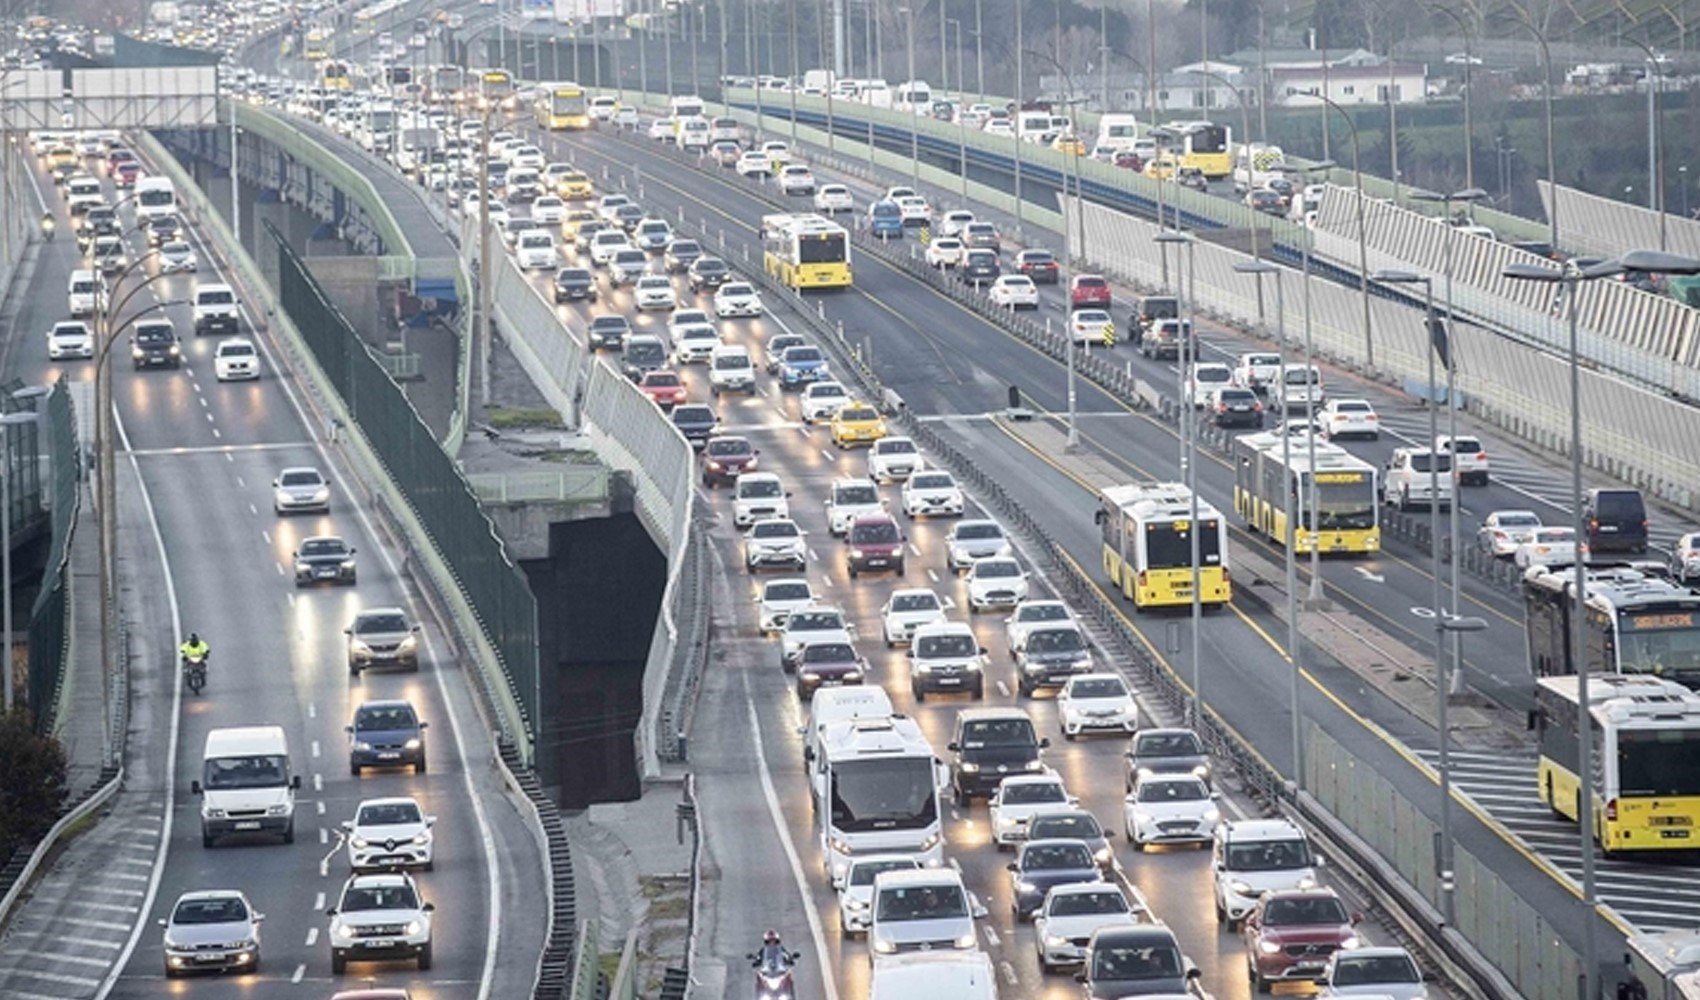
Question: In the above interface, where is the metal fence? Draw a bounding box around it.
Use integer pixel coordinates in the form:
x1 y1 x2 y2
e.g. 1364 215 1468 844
1306 724 1585 999
1539 180 1700 280
269 223 541 748
24 382 78 731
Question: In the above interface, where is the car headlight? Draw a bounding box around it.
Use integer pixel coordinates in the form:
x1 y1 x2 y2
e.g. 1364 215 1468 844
204 807 227 818
1192 764 1212 778
872 938 896 954
1025 760 1044 771
163 934 183 950
1015 880 1036 893
800 671 818 680
266 803 290 816
954 933 976 949
1132 812 1152 826
958 762 979 773
169 344 181 355
828 837 852 855
354 741 372 751
131 347 143 358
966 660 983 671
849 549 864 559
707 461 722 471
1230 880 1256 896
404 738 421 750
332 922 355 941
1297 875 1318 890
1203 808 1221 825
1136 766 1157 779
350 835 369 848
1258 939 1281 954
340 559 356 569
1045 934 1070 947
847 898 869 911
917 831 942 852
404 920 423 936
844 670 863 680
1093 847 1112 864
1341 935 1361 950
398 635 418 652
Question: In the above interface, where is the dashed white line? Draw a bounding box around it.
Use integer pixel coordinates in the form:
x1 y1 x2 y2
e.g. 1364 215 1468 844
311 739 320 758
982 926 1001 947
996 681 1011 697
314 891 326 911
908 543 922 556
319 826 329 845
316 800 326 816
236 475 245 487
926 568 940 582
261 529 271 543
313 772 323 791
305 927 319 947
819 448 836 461
999 961 1019 986
249 503 258 515
291 963 306 983
307 703 316 719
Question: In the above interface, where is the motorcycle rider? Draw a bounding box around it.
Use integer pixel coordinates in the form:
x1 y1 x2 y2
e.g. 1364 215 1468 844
180 632 210 665
752 929 797 972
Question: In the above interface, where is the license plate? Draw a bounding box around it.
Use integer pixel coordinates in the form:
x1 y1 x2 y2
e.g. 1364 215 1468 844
1232 405 1250 411
233 820 261 830
379 752 401 760
867 558 888 566
196 953 227 962
362 940 396 948
1296 960 1325 970
318 568 338 577
937 677 961 686
1661 829 1692 839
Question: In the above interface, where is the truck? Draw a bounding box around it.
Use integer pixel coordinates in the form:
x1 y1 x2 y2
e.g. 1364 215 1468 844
394 128 442 175
1232 142 1287 193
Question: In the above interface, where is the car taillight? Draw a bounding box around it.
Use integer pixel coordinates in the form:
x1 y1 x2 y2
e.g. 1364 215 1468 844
1590 518 1599 530
1217 403 1227 412
1366 414 1379 421
1475 452 1487 460
1254 403 1264 412
1136 571 1147 588
1605 799 1618 822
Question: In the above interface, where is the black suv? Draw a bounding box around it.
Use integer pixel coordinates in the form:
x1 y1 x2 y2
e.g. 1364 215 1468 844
586 314 631 351
947 707 1047 805
1584 488 1649 554
687 255 732 291
959 249 1000 287
620 335 667 381
670 403 719 448
1081 925 1200 998
131 319 182 369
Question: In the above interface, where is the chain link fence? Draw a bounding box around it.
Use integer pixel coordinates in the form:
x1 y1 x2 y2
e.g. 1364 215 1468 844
269 223 540 748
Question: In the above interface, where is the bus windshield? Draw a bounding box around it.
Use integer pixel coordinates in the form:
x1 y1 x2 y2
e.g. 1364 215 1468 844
829 758 937 831
1308 480 1376 530
1618 728 1700 796
553 89 585 114
798 233 847 264
1143 522 1222 569
1618 625 1700 682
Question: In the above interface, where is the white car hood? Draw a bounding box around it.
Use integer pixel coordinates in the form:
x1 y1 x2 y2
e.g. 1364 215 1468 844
783 627 852 656
1228 867 1316 895
995 800 1066 824
204 787 290 813
1129 799 1214 823
353 821 428 846
1064 695 1134 716
888 609 946 631
336 905 425 930
1039 911 1138 941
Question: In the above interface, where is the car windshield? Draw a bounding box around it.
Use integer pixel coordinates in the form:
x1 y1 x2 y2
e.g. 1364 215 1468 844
220 343 255 357
751 521 798 539
1497 513 1541 528
638 278 670 289
1022 842 1093 870
356 613 409 634
852 520 899 543
878 439 916 454
1136 731 1203 757
1003 782 1066 805
280 471 322 487
974 560 1021 579
1195 367 1231 383
891 593 940 612
849 860 917 886
740 479 782 498
1226 839 1312 871
645 373 681 388
1050 890 1126 917
840 408 877 422
785 347 823 363
835 484 878 505
707 439 751 457
911 474 953 490
876 882 969 921
1334 955 1420 985
695 259 727 273
722 283 754 296
1030 813 1103 840
1335 401 1372 413
357 800 422 826
203 754 287 790
788 611 844 632
559 270 591 283
1027 629 1083 653
1092 943 1181 981
1264 895 1348 926
810 385 847 399
1068 677 1127 699
356 706 416 731
591 317 629 332
713 353 750 369
173 898 249 924
956 523 1002 540
300 539 346 557
960 718 1036 748
802 642 854 663
765 582 811 602
1409 452 1453 473
670 242 700 255
341 883 419 912
1138 779 1208 802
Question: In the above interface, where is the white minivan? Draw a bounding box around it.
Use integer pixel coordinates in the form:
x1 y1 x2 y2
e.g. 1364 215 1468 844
191 726 301 847
870 950 999 1000
68 269 102 316
869 868 978 963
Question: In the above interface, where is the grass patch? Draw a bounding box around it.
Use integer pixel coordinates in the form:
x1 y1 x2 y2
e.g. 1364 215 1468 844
486 406 564 429
598 951 623 982
647 895 689 922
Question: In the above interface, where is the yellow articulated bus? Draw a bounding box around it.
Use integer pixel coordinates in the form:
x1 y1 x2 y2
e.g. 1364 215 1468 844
1233 433 1380 554
303 27 329 62
319 60 354 91
479 69 516 110
1158 120 1232 178
1535 674 1700 854
761 213 852 289
537 83 590 130
1096 482 1231 610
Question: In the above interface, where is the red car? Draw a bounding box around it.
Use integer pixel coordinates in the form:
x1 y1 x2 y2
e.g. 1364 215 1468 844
1113 151 1144 171
845 513 905 576
1242 888 1362 991
114 161 141 188
1070 274 1111 309
105 148 136 172
637 369 688 408
700 435 759 487
1015 249 1060 284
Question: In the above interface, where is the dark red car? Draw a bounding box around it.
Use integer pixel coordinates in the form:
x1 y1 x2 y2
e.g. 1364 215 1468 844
638 369 688 408
794 639 867 699
1070 274 1111 309
1242 888 1362 991
1015 249 1060 284
846 513 905 577
1113 151 1144 171
114 161 141 188
700 435 759 487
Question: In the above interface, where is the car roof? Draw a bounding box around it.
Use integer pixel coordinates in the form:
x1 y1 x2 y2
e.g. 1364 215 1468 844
957 706 1034 722
356 606 408 620
177 888 246 902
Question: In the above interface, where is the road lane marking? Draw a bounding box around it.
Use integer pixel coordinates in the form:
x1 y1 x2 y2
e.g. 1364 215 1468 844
261 529 270 543
313 772 323 790
314 892 325 911
1000 962 1019 986
306 927 319 947
127 441 315 456
927 568 940 582
249 503 258 515
311 739 320 758
996 681 1011 697
319 827 329 845
291 964 305 983
982 926 1000 947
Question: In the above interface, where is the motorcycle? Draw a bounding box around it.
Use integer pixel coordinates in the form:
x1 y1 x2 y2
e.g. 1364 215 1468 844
746 947 800 1000
182 652 207 694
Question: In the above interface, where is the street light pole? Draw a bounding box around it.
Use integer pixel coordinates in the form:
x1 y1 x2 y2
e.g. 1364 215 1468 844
1309 94 1373 373
1428 4 1475 194
1294 159 1337 608
1623 37 1667 249
1159 232 1202 727
903 4 917 189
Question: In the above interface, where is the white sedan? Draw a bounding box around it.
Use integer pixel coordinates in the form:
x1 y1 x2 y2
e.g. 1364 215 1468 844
670 324 722 364
647 116 678 141
735 151 772 177
530 195 566 224
989 275 1040 310
966 557 1030 611
867 436 924 482
901 470 964 518
799 381 853 422
777 164 816 195
1676 532 1700 585
896 195 931 223
925 237 967 269
47 320 94 361
813 184 853 213
879 588 949 647
343 796 435 871
1320 397 1380 439
759 140 792 165
1123 774 1220 849
1476 510 1543 557
714 282 764 317
1514 526 1578 569
213 338 261 381
938 209 975 237
1056 673 1137 739
989 773 1073 846
757 578 815 634
1034 883 1141 972
1186 362 1235 407
633 275 678 311
1068 308 1115 344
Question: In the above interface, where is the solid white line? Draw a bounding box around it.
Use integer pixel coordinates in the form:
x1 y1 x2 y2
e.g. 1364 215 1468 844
127 441 315 457
744 677 840 1000
93 401 186 1000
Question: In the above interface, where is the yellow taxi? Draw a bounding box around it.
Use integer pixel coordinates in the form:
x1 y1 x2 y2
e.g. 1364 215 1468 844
557 170 595 200
1051 133 1087 156
46 144 77 172
562 209 599 240
830 403 889 449
1143 155 1179 181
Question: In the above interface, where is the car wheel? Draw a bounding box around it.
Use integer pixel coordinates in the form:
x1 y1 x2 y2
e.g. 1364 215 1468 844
913 685 926 703
350 762 361 777
416 943 432 971
202 831 216 848
971 678 985 698
331 951 347 974
416 756 428 774
1064 730 1076 742
283 821 295 845
349 663 360 676
895 560 905 576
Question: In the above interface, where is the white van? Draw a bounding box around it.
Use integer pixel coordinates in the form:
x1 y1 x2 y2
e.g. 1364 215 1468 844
67 269 102 316
1274 362 1323 413
678 116 711 150
869 868 977 962
1095 113 1140 152
708 343 755 394
668 94 705 120
870 950 999 1000
134 176 177 221
1383 447 1455 512
1016 111 1051 142
191 725 301 847
799 686 894 763
894 80 932 113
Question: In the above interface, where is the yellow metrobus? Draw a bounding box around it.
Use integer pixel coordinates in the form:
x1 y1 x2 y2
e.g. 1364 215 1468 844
761 213 852 289
1524 564 1700 688
1096 482 1231 610
479 69 516 109
1233 433 1380 555
1535 674 1700 853
319 60 354 91
537 84 590 130
303 28 329 62
1158 120 1232 178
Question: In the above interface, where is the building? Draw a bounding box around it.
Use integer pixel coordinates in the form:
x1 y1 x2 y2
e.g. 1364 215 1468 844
1269 62 1429 106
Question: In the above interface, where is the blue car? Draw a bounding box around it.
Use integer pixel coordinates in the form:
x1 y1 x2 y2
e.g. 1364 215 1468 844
777 345 830 388
1007 838 1102 920
868 199 904 239
347 700 428 775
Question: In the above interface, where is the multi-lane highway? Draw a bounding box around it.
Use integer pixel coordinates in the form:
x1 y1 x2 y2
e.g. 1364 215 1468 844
1 109 541 999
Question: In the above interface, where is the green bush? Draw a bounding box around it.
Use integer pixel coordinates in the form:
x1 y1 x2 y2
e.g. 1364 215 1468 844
0 710 69 861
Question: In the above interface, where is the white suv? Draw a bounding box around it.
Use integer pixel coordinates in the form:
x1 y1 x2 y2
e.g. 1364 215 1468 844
733 472 790 527
326 872 435 973
708 344 756 394
743 517 808 573
1211 819 1320 929
825 477 885 535
1383 447 1454 511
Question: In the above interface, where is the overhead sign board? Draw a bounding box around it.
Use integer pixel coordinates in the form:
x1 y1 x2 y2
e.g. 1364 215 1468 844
2 66 218 131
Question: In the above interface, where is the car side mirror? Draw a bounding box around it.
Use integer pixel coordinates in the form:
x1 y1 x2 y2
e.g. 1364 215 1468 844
1074 971 1088 983
754 449 761 455
325 907 338 916
978 646 988 655
796 725 807 736
343 628 352 635
344 725 354 734
946 741 960 752
271 479 279 487
291 775 302 790
785 491 793 498
422 903 435 912
419 721 429 729
190 780 202 795
1351 911 1363 925
1038 738 1051 748
412 624 421 633
340 820 354 831
1102 829 1116 839
349 547 357 555
1186 966 1202 980
1313 856 1326 867
1006 862 1019 872
1422 971 1437 982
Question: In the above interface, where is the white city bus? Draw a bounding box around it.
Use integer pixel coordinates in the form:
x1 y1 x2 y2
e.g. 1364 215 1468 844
810 715 946 885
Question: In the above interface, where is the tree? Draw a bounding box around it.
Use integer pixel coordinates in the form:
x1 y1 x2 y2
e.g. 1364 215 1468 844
0 710 69 863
